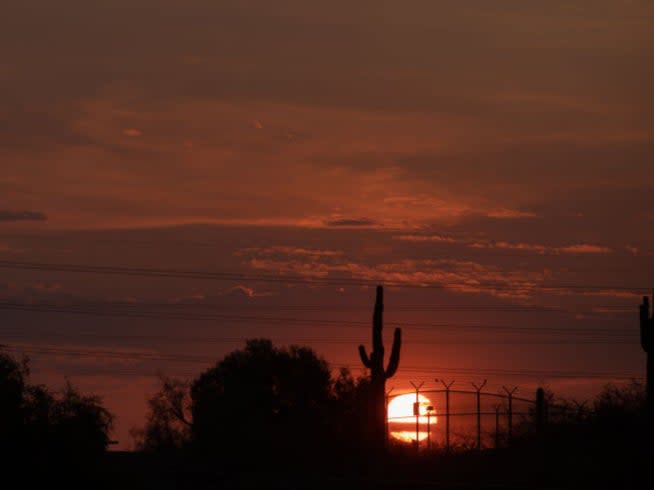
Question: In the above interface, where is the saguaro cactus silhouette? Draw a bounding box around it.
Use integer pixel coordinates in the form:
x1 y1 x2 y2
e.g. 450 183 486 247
358 285 401 448
640 294 653 415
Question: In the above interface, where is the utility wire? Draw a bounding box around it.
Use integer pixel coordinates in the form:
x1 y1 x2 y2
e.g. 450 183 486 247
0 301 638 337
0 330 636 345
2 344 643 380
0 260 648 292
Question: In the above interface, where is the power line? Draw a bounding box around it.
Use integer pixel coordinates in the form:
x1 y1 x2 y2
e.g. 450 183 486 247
0 260 648 292
5 298 640 317
0 330 636 345
2 344 643 380
0 301 638 337
3 297 638 311
5 234 652 268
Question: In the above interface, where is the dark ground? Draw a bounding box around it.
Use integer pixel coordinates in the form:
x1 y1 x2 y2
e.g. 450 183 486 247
13 443 644 490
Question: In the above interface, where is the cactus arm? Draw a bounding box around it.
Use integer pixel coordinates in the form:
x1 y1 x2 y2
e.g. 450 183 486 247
384 328 402 379
359 345 372 368
372 285 384 356
642 296 650 353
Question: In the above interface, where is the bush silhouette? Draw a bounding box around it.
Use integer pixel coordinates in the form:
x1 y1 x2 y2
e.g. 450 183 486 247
191 338 333 458
0 349 114 460
133 346 371 470
130 374 192 452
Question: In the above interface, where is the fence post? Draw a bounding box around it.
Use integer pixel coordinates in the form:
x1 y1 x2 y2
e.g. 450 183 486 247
503 386 518 443
536 387 546 434
494 404 501 449
437 379 455 452
426 406 434 450
472 380 487 450
640 294 653 419
385 387 393 446
410 381 424 451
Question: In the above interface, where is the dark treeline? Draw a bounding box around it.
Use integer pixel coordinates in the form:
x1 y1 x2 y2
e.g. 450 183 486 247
0 348 114 484
1 342 650 489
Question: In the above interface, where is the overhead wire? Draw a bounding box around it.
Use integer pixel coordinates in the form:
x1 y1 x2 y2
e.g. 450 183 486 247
0 301 638 338
0 260 648 292
2 344 643 381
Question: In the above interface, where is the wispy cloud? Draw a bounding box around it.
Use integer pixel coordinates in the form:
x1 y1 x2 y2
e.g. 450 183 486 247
468 241 548 253
242 247 549 299
231 285 276 298
0 210 47 222
484 209 537 219
470 241 612 255
324 217 378 227
236 246 344 257
393 235 612 255
122 128 142 137
625 245 639 255
0 243 23 254
392 234 458 243
554 244 612 254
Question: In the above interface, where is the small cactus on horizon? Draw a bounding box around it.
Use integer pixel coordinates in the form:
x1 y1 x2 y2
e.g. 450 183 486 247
640 294 653 414
358 285 401 449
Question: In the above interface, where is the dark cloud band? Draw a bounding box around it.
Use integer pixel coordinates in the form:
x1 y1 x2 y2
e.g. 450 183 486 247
325 218 377 227
0 210 47 222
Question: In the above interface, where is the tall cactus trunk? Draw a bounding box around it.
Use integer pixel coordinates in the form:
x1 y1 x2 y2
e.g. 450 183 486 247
359 285 402 450
640 295 653 418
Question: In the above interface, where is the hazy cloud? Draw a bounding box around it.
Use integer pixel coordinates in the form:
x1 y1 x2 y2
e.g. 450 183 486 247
0 210 47 222
237 246 343 257
555 244 612 254
394 235 613 256
393 234 458 243
325 218 378 227
469 241 612 255
485 209 538 219
122 128 142 137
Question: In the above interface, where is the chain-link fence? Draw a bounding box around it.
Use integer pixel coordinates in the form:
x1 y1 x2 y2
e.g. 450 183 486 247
386 381 576 451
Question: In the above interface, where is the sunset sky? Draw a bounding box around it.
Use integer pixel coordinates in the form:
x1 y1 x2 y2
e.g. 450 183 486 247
1 1 653 448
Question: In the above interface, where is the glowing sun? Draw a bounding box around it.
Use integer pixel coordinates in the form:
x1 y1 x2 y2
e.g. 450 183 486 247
387 393 436 443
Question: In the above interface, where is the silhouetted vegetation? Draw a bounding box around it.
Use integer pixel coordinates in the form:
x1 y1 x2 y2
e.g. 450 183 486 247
3 341 649 488
130 375 192 452
0 349 114 464
192 338 333 458
503 380 649 488
132 339 372 468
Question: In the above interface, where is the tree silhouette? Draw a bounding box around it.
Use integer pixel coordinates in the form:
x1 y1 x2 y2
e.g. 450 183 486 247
130 374 192 452
190 339 332 457
131 351 372 467
0 349 114 460
47 381 114 457
329 367 372 452
0 351 29 450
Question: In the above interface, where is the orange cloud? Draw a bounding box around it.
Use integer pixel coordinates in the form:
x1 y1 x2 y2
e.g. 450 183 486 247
394 236 612 256
236 246 343 257
554 244 612 254
231 285 275 298
243 247 549 299
392 234 458 243
485 209 537 219
468 241 548 254
122 128 142 137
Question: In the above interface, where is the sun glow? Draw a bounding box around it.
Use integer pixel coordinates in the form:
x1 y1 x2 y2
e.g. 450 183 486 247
387 393 436 443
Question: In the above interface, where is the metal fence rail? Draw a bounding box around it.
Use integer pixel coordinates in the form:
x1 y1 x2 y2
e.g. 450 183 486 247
385 379 580 451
